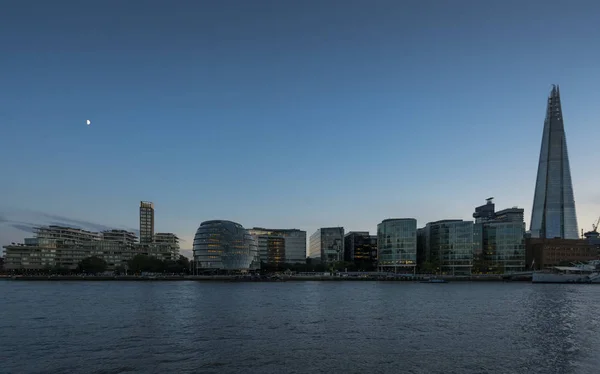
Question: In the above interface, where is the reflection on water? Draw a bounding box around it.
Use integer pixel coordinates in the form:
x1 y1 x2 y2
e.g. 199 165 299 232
1 281 599 374
523 285 598 374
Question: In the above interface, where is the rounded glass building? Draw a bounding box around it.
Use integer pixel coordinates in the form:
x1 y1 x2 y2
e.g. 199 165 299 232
193 220 259 272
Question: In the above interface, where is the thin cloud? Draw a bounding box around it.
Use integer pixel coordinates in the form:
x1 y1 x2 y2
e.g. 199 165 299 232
0 209 140 236
10 223 37 233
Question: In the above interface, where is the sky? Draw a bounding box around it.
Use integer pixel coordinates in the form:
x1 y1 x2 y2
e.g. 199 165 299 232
2 0 600 257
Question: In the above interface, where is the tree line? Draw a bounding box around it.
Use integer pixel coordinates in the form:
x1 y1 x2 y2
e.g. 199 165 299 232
3 254 193 275
77 254 191 274
260 258 377 273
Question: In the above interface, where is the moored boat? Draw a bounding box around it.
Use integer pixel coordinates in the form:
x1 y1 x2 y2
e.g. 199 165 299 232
420 278 448 283
532 260 600 283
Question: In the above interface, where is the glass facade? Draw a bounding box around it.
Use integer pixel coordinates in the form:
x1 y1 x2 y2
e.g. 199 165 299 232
377 219 417 272
424 220 474 275
344 232 377 269
248 228 307 264
253 235 286 266
193 220 259 272
482 222 526 273
472 202 526 273
309 227 344 264
531 85 579 239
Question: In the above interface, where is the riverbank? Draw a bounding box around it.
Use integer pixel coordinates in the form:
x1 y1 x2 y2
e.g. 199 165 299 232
0 275 532 282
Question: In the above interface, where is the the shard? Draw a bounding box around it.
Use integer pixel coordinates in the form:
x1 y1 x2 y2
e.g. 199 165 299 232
530 85 578 239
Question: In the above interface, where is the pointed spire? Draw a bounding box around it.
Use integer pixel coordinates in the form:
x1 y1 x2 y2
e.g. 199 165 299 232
530 85 578 239
550 84 559 99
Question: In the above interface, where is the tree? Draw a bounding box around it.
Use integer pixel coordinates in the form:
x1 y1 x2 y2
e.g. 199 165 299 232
127 254 164 273
51 265 71 275
78 256 108 274
164 256 190 274
418 261 437 274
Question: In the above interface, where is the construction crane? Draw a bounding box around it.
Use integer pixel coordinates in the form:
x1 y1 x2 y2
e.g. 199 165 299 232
593 216 600 232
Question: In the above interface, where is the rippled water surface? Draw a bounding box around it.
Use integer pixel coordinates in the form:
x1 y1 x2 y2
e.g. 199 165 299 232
1 281 600 374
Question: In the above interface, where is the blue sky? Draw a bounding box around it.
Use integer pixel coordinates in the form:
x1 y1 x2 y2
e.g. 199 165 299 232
2 0 600 255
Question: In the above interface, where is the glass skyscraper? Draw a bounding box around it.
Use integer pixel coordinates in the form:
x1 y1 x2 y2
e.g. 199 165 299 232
530 85 578 239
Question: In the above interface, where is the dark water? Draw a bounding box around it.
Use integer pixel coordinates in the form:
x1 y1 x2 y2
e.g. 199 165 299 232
1 281 599 374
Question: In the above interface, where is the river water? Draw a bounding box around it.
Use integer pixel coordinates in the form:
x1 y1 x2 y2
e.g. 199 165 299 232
1 281 599 374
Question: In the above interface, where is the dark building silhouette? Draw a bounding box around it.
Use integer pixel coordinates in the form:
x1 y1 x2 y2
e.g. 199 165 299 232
344 231 377 270
139 201 154 244
473 198 495 223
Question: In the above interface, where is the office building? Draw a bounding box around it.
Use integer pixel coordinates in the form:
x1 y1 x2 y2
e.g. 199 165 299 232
417 228 426 267
526 238 600 269
309 227 344 264
422 220 474 275
192 220 259 272
473 199 526 273
248 228 307 264
473 197 495 223
494 208 524 223
377 219 417 273
258 235 285 267
344 231 377 269
139 201 155 244
530 85 579 239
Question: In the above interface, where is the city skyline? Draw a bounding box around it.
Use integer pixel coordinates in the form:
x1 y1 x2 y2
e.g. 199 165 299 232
2 1 600 253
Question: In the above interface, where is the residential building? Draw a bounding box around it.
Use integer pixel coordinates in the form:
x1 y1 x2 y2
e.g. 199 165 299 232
309 227 344 264
192 220 259 272
248 228 307 264
151 232 180 261
422 220 474 275
98 229 138 269
102 229 137 247
2 200 182 271
2 226 139 271
344 231 377 269
139 201 155 244
377 219 417 273
530 85 579 239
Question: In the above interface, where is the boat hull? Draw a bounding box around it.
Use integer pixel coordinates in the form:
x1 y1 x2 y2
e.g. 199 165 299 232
532 273 600 283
